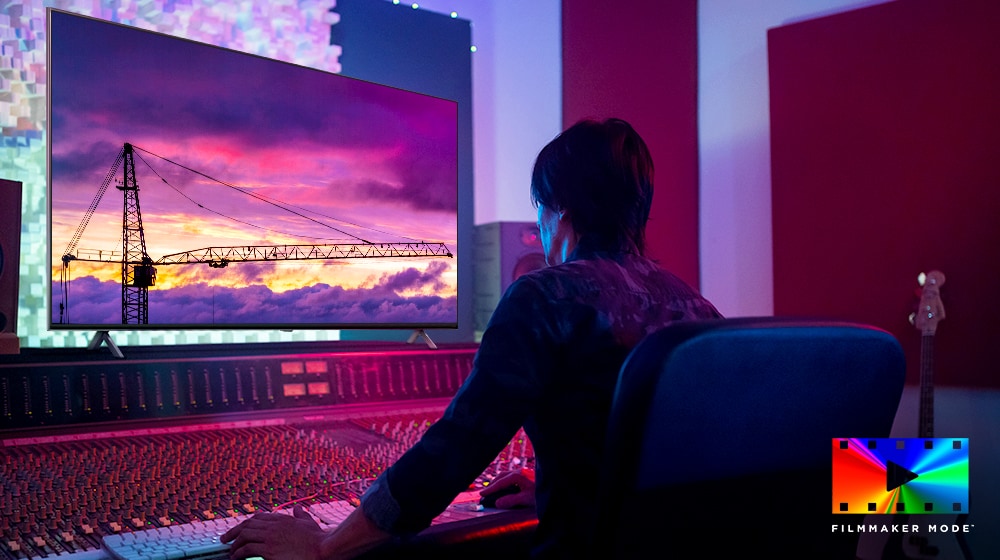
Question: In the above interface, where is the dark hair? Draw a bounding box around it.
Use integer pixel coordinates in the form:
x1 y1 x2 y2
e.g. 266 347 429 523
530 118 654 254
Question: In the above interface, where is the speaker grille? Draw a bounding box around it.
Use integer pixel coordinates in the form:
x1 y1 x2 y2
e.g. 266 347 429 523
0 179 23 350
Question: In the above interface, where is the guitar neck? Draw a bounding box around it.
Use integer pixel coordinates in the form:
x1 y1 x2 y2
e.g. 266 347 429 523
918 333 934 439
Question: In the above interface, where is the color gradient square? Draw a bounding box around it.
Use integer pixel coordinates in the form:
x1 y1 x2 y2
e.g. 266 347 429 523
831 438 969 514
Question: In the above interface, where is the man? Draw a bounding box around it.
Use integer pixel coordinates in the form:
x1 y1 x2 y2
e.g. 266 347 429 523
223 118 721 559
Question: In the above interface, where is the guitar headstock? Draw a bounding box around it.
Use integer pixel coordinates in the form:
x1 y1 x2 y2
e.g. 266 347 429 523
913 270 946 336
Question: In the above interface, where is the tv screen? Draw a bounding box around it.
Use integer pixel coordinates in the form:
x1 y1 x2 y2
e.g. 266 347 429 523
47 9 459 332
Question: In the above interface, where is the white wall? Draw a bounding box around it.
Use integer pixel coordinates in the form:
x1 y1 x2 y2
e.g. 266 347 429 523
405 0 562 226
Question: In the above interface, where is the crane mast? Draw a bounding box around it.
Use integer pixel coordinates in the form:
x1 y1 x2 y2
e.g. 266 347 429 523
118 143 156 324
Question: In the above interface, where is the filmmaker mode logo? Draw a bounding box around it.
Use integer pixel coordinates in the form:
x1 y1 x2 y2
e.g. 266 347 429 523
832 438 969 514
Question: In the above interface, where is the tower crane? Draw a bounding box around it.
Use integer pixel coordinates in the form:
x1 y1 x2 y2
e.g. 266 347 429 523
59 143 452 326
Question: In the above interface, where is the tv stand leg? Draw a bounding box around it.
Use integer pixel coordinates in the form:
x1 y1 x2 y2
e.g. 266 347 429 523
407 329 438 350
88 330 125 359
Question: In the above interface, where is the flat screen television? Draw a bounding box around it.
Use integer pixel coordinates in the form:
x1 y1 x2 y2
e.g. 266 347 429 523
46 9 459 334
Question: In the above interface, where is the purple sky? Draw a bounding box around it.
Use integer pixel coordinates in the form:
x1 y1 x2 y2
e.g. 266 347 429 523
49 11 458 328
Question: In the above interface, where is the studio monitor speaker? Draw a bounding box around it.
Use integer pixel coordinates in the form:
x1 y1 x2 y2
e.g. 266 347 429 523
473 221 546 335
0 179 22 354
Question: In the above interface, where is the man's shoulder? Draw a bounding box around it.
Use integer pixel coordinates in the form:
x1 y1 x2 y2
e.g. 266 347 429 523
511 253 678 293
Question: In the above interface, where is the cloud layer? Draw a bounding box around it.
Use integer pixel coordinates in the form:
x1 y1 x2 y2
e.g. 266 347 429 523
57 262 456 327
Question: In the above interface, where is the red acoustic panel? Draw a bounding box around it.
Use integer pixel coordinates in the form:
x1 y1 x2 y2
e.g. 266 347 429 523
561 0 699 288
769 0 1000 388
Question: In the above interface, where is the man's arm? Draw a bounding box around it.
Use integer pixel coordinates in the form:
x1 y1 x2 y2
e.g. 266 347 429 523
317 506 394 559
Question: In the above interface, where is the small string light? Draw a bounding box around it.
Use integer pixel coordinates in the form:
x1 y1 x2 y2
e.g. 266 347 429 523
391 2 463 22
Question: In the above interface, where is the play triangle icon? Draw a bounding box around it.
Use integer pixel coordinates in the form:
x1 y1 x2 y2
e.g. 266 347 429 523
886 460 919 492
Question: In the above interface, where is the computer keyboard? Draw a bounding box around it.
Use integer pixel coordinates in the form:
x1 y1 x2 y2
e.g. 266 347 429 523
102 514 250 560
101 493 492 560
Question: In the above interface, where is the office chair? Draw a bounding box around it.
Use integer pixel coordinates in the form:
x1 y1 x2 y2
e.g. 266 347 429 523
594 317 906 558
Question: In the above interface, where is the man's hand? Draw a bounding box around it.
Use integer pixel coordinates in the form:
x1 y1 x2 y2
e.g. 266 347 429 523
479 468 536 509
223 503 394 560
223 506 326 560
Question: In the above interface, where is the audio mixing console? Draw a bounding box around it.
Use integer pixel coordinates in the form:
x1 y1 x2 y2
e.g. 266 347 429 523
0 340 538 559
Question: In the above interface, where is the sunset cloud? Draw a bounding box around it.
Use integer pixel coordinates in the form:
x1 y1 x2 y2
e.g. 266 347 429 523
55 262 456 327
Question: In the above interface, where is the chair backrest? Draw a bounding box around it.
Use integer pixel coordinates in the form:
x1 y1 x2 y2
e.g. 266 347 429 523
594 317 906 558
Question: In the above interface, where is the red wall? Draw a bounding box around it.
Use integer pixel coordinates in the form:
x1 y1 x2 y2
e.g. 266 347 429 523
561 0 700 288
769 0 1000 388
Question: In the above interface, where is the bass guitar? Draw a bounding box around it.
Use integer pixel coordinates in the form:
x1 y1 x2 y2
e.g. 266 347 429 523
885 270 972 560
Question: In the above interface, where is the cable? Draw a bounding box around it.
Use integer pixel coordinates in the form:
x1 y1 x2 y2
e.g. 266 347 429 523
132 150 336 242
131 145 416 244
272 493 319 511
